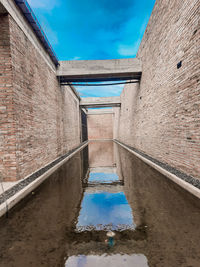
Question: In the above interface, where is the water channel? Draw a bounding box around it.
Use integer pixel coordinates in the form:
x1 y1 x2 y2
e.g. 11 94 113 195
0 141 200 267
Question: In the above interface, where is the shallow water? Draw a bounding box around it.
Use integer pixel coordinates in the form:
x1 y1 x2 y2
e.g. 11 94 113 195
65 254 148 267
76 190 135 231
0 141 200 267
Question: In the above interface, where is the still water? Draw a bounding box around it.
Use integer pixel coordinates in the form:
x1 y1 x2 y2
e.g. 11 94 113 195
0 141 200 267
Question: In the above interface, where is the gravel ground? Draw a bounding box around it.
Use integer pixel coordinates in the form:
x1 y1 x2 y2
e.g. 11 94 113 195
0 141 88 205
115 140 200 190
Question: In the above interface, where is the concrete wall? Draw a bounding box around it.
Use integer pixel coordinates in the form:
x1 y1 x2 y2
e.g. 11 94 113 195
0 14 81 181
87 110 113 140
118 0 200 179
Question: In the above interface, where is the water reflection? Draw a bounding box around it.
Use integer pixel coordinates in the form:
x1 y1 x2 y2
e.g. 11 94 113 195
0 141 200 267
0 150 88 267
76 190 135 231
77 141 134 232
118 145 200 267
88 141 115 167
65 254 148 267
88 166 122 185
89 172 119 183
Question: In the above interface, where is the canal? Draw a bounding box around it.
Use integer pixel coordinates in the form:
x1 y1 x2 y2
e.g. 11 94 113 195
0 141 199 267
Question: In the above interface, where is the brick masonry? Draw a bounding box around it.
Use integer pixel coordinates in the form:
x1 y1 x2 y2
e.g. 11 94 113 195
118 0 200 179
0 14 17 181
1 0 199 182
0 14 81 181
87 113 113 140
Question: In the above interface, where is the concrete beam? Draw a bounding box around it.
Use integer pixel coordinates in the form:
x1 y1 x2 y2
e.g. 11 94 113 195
86 185 123 194
90 167 117 173
87 108 114 115
80 97 121 108
57 58 142 82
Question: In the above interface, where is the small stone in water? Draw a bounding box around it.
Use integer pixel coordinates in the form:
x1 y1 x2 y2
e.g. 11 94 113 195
106 231 115 237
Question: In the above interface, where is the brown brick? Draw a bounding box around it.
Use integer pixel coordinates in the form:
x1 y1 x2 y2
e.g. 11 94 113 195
118 0 200 179
0 15 81 181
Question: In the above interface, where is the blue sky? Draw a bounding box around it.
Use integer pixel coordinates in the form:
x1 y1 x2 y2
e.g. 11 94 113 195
28 0 155 97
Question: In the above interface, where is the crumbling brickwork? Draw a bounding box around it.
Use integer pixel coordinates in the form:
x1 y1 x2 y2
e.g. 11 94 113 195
0 14 81 181
118 0 200 179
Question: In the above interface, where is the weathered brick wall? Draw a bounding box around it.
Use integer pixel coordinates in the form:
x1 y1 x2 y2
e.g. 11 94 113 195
0 14 17 181
1 15 81 181
118 0 200 179
87 113 113 140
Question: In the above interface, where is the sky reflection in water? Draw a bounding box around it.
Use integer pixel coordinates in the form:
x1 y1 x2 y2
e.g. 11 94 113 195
65 254 149 267
89 172 119 183
76 191 135 231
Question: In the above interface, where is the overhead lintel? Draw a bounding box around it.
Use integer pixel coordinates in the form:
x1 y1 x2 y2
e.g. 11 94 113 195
57 58 142 83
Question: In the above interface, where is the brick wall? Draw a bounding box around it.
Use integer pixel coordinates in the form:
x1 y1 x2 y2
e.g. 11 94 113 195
0 15 81 181
118 0 200 179
87 113 113 140
113 107 120 140
0 14 18 181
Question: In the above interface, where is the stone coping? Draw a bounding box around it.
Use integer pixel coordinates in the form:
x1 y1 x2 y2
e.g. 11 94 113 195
115 140 200 199
0 141 88 217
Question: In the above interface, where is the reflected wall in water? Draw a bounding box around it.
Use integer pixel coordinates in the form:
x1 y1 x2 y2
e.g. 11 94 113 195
76 141 134 232
118 145 200 267
0 150 88 267
1 142 200 267
89 141 115 168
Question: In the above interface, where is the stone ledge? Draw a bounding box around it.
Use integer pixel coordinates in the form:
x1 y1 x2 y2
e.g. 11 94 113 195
0 141 89 217
114 139 200 199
